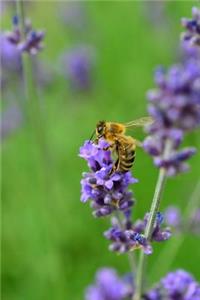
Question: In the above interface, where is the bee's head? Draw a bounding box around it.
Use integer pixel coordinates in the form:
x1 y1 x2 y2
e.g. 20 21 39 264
96 121 106 139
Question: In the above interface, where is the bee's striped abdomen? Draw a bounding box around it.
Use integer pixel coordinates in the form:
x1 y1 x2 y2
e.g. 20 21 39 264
115 138 136 173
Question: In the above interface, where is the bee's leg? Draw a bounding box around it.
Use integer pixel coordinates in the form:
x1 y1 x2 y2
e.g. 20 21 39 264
93 138 98 144
103 146 110 151
102 143 115 151
109 159 118 175
109 142 120 175
114 158 120 171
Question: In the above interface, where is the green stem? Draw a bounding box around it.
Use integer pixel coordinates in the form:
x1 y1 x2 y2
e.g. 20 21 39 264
15 1 61 296
133 140 172 300
149 179 200 282
15 0 54 218
16 0 51 167
115 211 136 284
16 0 25 38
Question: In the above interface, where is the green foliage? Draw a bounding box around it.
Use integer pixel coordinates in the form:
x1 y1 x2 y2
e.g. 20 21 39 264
2 2 200 300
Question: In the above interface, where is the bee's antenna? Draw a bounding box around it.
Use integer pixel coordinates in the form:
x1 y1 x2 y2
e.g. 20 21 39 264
89 130 96 142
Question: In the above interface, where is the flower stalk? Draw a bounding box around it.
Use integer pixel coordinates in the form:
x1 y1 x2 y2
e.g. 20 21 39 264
149 179 200 282
15 0 51 167
115 211 136 277
133 139 173 300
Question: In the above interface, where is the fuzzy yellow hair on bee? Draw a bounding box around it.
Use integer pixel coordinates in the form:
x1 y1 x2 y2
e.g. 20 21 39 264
94 117 153 173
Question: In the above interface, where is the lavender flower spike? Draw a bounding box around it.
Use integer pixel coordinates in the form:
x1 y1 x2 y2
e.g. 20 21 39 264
85 268 132 300
18 29 45 55
104 212 171 255
104 216 152 255
5 16 45 55
61 46 94 91
182 7 200 46
143 58 200 176
164 206 181 228
146 269 200 300
80 139 137 217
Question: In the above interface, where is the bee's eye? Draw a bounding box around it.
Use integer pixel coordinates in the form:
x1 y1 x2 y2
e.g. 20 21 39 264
98 126 102 133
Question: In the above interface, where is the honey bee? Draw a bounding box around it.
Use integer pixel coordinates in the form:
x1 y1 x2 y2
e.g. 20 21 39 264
92 117 153 173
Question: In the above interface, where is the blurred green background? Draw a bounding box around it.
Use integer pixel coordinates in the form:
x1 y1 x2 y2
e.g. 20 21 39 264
2 1 200 300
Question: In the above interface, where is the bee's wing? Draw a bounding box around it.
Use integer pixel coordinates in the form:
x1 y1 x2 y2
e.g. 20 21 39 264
125 116 154 128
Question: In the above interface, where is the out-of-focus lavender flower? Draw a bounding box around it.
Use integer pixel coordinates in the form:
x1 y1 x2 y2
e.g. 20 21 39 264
5 16 45 55
0 105 22 140
164 205 200 236
0 33 22 73
85 268 133 300
61 46 95 91
85 268 200 300
146 269 200 300
164 206 181 228
5 16 21 45
18 29 45 55
1 27 50 93
147 61 200 132
181 39 200 61
79 139 137 217
143 288 161 300
182 7 200 47
162 269 200 299
144 8 200 176
143 58 200 176
0 31 22 95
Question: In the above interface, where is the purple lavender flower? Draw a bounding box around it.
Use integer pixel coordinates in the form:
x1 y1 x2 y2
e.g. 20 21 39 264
146 269 200 300
143 288 161 300
5 16 45 55
61 46 94 91
104 212 170 255
80 139 137 217
132 212 171 243
182 7 200 47
0 33 22 73
18 29 45 55
162 269 200 299
104 216 152 255
85 268 133 300
0 105 22 140
144 9 200 176
85 268 200 300
181 39 200 62
143 58 200 175
164 206 181 228
164 205 200 236
151 212 171 242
